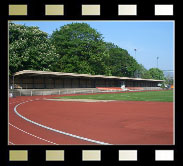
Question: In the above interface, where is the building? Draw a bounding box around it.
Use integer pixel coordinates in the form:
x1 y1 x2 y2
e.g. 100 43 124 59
10 70 164 89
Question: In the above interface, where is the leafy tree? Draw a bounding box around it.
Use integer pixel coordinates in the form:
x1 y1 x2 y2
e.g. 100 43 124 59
142 70 153 79
136 64 152 79
164 74 174 85
9 23 59 76
105 42 139 77
50 23 110 75
148 68 165 80
10 22 159 81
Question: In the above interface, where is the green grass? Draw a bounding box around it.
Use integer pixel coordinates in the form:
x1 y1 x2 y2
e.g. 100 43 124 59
55 90 173 102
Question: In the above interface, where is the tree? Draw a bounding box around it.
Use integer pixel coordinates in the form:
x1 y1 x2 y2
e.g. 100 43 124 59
50 23 110 75
164 74 174 85
9 23 59 76
142 70 153 79
137 64 152 79
105 42 139 77
148 68 165 80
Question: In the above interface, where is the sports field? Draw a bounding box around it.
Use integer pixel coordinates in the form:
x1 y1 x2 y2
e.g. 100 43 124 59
9 90 173 145
55 90 173 102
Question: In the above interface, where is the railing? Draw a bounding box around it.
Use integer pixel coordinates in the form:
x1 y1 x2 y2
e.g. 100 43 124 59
9 87 165 97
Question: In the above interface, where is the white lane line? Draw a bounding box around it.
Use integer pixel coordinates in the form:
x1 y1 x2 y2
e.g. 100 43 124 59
14 100 112 145
9 98 43 104
9 123 58 145
9 141 15 145
9 100 25 104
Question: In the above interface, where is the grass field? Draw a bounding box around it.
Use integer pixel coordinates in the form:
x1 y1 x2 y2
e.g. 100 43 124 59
56 90 173 102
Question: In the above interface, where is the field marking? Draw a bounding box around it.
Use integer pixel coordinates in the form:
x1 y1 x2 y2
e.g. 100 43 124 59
9 99 35 104
13 100 111 145
9 123 58 145
9 141 15 145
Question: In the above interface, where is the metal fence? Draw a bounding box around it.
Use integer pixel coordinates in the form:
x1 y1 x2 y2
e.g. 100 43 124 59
9 88 120 97
9 87 165 97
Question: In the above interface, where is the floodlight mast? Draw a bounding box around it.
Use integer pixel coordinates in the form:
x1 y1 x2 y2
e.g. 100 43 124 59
157 57 159 68
134 48 137 59
134 49 138 78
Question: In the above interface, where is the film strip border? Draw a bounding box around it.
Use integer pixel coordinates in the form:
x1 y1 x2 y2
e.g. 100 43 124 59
6 0 176 18
8 4 174 16
2 0 180 166
8 149 175 162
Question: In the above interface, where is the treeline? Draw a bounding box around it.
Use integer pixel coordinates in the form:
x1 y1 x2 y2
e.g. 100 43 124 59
9 22 165 80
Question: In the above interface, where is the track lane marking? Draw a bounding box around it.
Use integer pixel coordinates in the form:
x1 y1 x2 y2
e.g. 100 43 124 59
10 98 58 145
9 123 58 145
13 100 112 145
9 141 15 145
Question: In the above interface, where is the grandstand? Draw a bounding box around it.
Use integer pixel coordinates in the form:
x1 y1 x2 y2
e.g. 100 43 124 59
9 70 165 96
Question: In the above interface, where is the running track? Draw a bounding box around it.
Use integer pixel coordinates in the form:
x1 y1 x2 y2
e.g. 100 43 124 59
9 94 173 145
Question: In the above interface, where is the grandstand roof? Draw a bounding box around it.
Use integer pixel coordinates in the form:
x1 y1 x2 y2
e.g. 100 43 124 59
14 70 164 82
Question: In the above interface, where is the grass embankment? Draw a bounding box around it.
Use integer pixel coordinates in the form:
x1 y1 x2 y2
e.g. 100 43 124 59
55 90 173 102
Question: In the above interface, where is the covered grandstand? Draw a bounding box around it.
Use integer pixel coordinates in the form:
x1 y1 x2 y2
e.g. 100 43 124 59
10 70 164 89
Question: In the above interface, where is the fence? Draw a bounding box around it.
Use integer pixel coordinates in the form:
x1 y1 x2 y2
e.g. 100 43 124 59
9 87 165 97
9 88 121 97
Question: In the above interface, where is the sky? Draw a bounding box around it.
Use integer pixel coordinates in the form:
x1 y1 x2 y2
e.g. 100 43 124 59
12 21 174 72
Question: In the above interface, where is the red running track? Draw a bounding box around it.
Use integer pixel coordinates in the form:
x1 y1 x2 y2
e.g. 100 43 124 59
9 95 173 145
